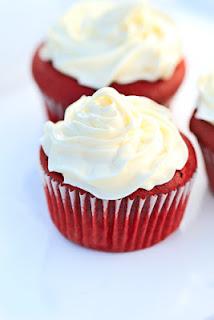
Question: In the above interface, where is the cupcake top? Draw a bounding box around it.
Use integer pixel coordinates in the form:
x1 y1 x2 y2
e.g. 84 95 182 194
41 0 182 89
196 71 214 125
42 87 188 200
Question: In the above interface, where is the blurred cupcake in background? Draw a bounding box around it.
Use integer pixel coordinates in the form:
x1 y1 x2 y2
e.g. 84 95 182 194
190 71 214 194
32 0 185 122
40 87 196 252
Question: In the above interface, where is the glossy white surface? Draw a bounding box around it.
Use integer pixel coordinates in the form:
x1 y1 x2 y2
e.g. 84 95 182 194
0 1 214 319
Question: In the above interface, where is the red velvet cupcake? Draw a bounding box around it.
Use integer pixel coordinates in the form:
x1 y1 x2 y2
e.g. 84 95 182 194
32 1 185 122
190 72 214 193
40 88 197 252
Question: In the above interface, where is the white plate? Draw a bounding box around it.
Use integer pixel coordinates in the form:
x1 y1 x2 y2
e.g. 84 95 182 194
0 2 214 320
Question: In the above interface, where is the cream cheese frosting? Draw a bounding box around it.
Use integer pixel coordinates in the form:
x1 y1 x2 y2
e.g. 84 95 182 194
41 0 183 89
41 87 188 200
196 71 214 125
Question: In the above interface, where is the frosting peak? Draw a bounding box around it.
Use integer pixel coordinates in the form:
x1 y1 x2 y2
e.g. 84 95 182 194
42 88 188 200
41 0 182 89
196 71 214 125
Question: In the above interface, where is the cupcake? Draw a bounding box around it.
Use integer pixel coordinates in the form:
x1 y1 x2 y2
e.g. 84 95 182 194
40 87 196 252
190 71 214 194
33 0 185 122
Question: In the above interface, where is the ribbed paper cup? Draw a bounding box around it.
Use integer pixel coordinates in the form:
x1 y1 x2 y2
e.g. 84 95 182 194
43 94 65 123
199 142 214 194
41 167 194 252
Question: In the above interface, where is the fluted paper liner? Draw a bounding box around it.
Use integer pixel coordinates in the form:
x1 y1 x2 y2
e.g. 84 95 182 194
43 94 65 122
41 167 194 252
199 142 214 194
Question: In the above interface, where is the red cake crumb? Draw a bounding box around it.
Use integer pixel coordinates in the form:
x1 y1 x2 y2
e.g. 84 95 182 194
190 110 214 193
190 110 214 151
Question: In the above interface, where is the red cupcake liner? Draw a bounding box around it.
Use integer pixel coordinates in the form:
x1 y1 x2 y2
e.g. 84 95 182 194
41 168 194 252
43 94 65 123
199 142 214 194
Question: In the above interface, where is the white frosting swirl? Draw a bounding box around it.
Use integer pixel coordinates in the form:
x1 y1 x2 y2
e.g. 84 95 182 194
196 71 214 125
41 0 182 89
42 87 188 200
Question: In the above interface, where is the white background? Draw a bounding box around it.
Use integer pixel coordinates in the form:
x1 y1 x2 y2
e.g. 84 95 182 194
0 1 214 320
